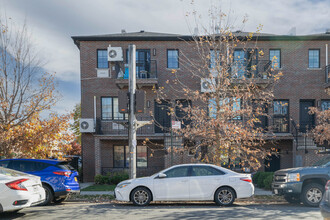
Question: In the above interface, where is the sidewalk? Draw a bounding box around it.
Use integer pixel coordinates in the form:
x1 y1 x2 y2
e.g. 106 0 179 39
254 187 273 196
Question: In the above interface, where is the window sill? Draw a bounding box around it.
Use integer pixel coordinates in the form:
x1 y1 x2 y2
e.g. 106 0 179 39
166 68 180 71
307 68 322 70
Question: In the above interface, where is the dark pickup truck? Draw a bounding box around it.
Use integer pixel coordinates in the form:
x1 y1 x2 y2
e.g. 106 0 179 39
272 156 330 207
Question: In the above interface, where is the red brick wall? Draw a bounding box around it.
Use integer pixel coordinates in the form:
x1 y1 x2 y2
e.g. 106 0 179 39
79 38 330 181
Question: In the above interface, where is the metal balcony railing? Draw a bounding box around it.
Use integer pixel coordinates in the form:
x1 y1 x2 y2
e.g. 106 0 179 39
118 60 157 79
97 116 154 135
231 60 272 79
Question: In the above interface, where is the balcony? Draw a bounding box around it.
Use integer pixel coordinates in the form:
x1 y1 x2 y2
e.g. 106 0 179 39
230 60 273 85
115 60 158 89
96 116 164 140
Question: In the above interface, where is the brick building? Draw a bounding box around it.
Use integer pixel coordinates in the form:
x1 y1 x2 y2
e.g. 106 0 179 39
72 31 330 182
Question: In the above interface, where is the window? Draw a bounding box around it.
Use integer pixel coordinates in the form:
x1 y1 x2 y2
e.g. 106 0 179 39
321 100 330 111
252 100 268 130
113 145 147 168
191 166 225 176
126 49 151 78
167 49 179 69
101 97 126 120
273 100 289 133
97 50 109 68
210 49 221 69
208 98 241 119
164 166 189 178
269 49 281 69
114 146 125 168
308 49 320 68
0 160 9 168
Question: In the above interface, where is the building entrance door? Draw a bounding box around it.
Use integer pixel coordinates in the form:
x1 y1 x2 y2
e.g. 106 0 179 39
299 100 315 133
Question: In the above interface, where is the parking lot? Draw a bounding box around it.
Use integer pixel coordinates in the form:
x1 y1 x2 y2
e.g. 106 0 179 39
0 201 322 220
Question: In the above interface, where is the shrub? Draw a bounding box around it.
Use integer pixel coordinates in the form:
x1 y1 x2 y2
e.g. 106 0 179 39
94 174 109 185
109 171 129 185
252 172 261 184
257 172 274 188
263 175 274 190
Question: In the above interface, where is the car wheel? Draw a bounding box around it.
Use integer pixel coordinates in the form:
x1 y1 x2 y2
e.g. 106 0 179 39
53 196 67 203
39 184 54 206
214 187 235 206
301 183 324 207
131 187 151 206
284 195 301 204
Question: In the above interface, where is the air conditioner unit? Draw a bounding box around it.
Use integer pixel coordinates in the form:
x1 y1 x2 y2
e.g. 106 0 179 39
201 78 216 93
80 118 95 133
107 45 123 61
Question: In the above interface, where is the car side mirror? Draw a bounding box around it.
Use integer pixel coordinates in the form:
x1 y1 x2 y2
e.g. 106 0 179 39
158 173 167 178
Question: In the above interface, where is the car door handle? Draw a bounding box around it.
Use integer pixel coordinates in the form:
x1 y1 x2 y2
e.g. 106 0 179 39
181 180 188 183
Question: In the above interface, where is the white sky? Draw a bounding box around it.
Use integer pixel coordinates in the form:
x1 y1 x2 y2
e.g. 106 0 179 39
0 0 329 114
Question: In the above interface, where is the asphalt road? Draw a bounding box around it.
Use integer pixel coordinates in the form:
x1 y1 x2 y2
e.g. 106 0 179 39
0 201 322 220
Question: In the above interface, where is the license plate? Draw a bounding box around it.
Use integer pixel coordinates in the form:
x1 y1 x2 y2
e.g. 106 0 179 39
74 177 78 182
274 189 278 194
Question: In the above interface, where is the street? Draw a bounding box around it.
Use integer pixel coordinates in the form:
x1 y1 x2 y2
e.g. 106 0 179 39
0 201 322 220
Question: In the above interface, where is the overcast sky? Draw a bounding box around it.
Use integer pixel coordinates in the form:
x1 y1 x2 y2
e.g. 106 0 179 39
0 0 329 115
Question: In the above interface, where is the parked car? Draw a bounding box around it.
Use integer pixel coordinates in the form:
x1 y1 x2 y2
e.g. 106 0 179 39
115 164 254 206
0 167 45 212
272 156 330 207
0 159 80 205
320 180 330 220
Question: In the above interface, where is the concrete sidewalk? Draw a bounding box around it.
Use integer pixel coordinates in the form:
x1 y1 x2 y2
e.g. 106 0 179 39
254 187 273 196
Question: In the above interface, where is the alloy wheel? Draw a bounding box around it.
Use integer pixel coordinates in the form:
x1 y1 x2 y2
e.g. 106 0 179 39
133 190 149 205
306 187 322 204
218 189 233 205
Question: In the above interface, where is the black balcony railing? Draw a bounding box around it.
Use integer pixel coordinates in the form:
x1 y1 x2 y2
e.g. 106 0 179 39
118 60 157 79
231 60 272 79
326 65 330 83
97 116 154 135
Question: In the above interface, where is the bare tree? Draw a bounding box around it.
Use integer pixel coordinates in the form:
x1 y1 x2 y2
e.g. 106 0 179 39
152 8 282 170
0 17 58 156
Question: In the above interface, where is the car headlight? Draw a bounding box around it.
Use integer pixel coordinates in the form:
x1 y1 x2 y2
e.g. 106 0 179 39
287 173 300 182
117 182 131 188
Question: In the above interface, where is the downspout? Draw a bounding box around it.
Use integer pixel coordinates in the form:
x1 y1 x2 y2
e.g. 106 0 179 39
326 44 328 83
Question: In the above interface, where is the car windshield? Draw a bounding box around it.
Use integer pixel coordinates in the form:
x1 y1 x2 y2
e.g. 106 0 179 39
0 167 27 177
312 156 330 166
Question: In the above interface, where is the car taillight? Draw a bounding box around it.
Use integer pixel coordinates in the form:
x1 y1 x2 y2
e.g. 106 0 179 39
6 179 28 191
326 180 330 191
53 171 71 177
240 177 252 183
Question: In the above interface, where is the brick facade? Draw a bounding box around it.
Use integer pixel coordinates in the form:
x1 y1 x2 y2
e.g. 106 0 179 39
73 32 330 182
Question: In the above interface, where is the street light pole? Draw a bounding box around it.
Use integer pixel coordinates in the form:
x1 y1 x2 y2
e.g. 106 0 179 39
128 44 137 179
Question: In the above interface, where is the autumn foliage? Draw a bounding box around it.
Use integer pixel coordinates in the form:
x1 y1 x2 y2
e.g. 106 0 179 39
309 107 330 146
0 17 77 159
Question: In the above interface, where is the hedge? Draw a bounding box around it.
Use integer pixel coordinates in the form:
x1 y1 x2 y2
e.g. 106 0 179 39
94 171 129 185
253 171 274 189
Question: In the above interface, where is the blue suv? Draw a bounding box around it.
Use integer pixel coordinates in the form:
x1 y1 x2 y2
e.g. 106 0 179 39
0 158 80 205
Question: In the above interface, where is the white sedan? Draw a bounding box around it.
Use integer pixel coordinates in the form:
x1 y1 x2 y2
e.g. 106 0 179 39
0 167 46 212
115 164 254 206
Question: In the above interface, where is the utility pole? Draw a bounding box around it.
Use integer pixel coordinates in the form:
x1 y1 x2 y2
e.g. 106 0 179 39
128 44 137 179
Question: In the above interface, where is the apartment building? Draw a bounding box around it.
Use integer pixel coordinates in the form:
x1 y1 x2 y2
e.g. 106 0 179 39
72 31 330 182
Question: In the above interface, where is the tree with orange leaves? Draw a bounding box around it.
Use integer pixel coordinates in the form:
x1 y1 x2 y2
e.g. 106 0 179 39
0 17 73 158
